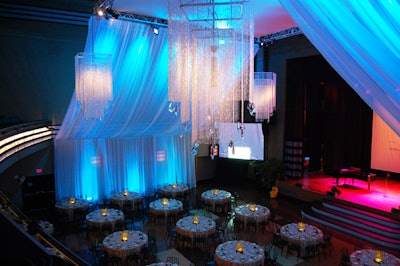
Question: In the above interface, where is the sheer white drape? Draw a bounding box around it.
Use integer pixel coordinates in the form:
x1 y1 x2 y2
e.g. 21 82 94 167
280 0 400 136
54 16 195 201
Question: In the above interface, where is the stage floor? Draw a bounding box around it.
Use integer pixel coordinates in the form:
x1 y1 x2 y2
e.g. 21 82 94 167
287 171 400 213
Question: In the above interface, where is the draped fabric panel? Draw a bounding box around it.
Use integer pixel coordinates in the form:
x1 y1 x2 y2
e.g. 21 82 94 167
54 16 195 201
279 0 400 137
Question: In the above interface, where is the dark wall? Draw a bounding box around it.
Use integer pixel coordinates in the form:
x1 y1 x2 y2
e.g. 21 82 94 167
0 1 90 124
285 55 372 174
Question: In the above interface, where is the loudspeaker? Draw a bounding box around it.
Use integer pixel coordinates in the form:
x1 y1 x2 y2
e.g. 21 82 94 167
391 208 400 214
326 191 335 197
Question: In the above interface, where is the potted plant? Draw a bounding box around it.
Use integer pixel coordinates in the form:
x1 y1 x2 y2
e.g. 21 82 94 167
250 158 285 191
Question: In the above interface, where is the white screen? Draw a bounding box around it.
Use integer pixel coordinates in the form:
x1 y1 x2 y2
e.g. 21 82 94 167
370 112 400 173
218 123 264 160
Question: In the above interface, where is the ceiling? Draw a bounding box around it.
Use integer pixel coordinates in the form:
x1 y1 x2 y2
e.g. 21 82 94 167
111 0 296 37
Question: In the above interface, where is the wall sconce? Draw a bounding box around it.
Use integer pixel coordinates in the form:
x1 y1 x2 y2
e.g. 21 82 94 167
121 231 129 241
101 208 108 216
69 197 76 205
193 215 199 224
236 242 244 253
298 222 305 232
162 198 169 205
213 189 219 196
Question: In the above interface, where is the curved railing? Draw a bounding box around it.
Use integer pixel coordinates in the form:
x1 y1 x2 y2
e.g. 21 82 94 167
0 120 59 174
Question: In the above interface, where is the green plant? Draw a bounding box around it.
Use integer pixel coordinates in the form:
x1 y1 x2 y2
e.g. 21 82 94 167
250 158 285 189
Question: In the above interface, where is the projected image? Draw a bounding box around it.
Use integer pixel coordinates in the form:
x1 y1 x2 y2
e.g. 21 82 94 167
217 123 264 160
370 112 400 174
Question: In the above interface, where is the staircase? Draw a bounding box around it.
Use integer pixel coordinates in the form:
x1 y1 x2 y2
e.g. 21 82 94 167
301 199 400 251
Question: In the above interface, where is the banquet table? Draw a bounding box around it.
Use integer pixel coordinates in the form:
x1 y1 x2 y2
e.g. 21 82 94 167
149 198 183 224
110 191 142 210
103 230 148 265
201 189 231 213
350 249 400 265
214 240 264 266
280 223 323 257
176 215 216 246
159 184 188 199
86 208 124 233
234 204 270 231
55 198 89 222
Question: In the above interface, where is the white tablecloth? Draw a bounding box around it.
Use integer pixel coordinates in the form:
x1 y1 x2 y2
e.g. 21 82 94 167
86 208 124 231
150 199 183 223
280 223 323 257
110 191 142 210
201 189 231 212
176 215 216 244
350 249 400 265
103 230 148 264
55 199 88 222
215 240 264 266
234 204 270 231
159 184 188 198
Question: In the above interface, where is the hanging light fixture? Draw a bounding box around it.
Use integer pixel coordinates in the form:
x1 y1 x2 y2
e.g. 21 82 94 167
75 52 113 120
251 72 276 122
168 0 254 145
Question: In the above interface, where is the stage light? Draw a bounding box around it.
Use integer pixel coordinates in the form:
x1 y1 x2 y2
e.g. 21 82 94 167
153 26 159 35
97 8 105 17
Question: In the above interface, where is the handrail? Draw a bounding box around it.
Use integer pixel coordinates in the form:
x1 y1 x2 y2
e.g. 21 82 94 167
0 191 90 266
0 120 59 165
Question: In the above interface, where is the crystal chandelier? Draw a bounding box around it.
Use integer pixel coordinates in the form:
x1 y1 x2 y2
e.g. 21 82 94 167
251 72 276 122
168 0 254 145
75 52 113 120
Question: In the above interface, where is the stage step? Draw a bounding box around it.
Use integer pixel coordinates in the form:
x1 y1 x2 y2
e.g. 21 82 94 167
301 201 400 251
323 200 400 229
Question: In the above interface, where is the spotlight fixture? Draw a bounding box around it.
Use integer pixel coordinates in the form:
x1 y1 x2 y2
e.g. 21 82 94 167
153 26 159 35
97 8 105 17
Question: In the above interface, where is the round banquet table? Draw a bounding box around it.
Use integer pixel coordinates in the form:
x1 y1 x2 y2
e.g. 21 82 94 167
350 249 400 265
110 191 142 210
86 208 124 232
103 230 148 265
280 223 323 257
201 189 231 213
55 198 88 222
176 215 216 246
234 204 270 231
159 184 188 199
149 198 183 223
214 240 264 266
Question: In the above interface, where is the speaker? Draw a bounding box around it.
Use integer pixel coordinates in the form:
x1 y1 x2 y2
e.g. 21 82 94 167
391 208 400 214
326 191 335 197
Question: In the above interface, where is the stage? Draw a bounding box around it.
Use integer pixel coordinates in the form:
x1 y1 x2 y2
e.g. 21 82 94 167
282 171 400 214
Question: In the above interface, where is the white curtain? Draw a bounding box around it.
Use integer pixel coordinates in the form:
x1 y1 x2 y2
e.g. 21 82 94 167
280 0 400 137
54 16 195 201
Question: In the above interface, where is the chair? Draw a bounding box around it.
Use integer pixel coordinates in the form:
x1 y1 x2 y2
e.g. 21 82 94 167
305 244 320 261
107 255 122 266
126 253 141 266
340 248 350 266
166 256 180 265
320 231 333 258
165 226 177 247
286 243 300 260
